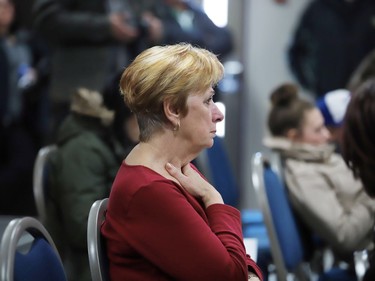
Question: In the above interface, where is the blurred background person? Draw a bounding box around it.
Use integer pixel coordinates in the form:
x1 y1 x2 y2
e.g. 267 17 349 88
126 0 234 60
288 0 375 99
32 0 161 140
7 0 52 148
315 88 351 153
342 79 375 198
342 77 375 281
149 0 233 61
0 0 39 216
46 86 138 281
347 48 375 93
264 82 375 279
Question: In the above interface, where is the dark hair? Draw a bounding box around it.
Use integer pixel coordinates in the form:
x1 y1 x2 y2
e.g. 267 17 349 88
347 49 375 92
102 71 134 145
267 83 314 137
341 78 375 197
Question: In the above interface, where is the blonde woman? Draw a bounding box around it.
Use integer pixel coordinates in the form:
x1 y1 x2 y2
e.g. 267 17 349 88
101 43 262 281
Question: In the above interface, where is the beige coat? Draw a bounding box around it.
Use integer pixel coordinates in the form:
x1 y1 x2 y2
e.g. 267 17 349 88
264 137 375 255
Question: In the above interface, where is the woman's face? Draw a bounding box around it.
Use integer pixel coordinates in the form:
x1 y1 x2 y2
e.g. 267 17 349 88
179 87 224 149
296 108 331 146
0 0 14 32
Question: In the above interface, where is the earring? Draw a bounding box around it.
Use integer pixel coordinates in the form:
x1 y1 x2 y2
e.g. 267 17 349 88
173 121 180 132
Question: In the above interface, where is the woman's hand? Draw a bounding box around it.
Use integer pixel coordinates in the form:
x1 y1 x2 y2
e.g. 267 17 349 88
165 162 223 207
109 12 139 43
141 11 163 43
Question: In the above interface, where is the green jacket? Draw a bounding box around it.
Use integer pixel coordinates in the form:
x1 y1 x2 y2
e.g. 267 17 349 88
47 114 125 281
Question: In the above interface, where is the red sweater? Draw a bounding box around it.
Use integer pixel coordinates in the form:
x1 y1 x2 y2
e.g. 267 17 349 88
102 163 262 281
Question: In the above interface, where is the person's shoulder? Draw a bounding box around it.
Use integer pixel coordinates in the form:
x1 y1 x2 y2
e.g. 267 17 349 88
110 164 183 204
58 130 115 163
329 153 355 171
119 164 178 187
284 157 312 174
62 130 102 147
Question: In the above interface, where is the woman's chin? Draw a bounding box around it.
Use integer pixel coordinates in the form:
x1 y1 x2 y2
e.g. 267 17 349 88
206 138 215 148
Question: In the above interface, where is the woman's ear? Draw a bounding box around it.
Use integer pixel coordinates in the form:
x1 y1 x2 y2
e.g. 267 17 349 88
286 128 298 141
163 99 180 124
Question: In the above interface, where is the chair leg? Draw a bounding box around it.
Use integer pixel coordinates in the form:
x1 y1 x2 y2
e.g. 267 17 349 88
354 250 370 281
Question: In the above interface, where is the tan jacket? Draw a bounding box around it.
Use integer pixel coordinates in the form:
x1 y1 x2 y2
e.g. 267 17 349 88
264 137 375 255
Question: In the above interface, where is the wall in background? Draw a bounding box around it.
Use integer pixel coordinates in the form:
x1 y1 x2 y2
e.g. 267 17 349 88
233 0 312 209
180 0 313 210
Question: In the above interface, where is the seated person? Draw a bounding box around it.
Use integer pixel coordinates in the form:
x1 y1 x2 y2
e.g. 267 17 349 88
342 78 375 281
46 87 138 281
316 88 351 151
101 43 262 281
263 83 375 264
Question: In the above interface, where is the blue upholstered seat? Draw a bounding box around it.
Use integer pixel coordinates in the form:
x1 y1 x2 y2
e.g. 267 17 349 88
205 137 239 207
14 238 66 281
0 216 67 281
252 152 309 281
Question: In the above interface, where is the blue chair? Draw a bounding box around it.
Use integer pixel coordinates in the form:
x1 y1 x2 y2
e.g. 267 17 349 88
252 152 310 281
194 136 239 207
0 216 67 281
241 209 269 250
194 138 272 275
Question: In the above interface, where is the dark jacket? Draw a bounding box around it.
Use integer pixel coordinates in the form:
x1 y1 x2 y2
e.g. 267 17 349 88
288 0 375 97
154 0 233 60
0 122 37 215
32 0 133 103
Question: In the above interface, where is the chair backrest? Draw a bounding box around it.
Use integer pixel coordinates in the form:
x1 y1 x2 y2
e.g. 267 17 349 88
87 198 109 281
251 152 308 281
0 216 67 281
195 136 239 207
33 144 57 223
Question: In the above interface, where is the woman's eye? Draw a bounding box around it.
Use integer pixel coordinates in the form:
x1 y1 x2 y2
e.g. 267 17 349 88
206 96 214 104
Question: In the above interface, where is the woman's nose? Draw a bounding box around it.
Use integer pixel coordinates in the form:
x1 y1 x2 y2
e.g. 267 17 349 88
322 127 331 142
213 103 224 122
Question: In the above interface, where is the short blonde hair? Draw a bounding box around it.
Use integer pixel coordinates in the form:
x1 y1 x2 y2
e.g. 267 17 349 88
120 43 224 142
